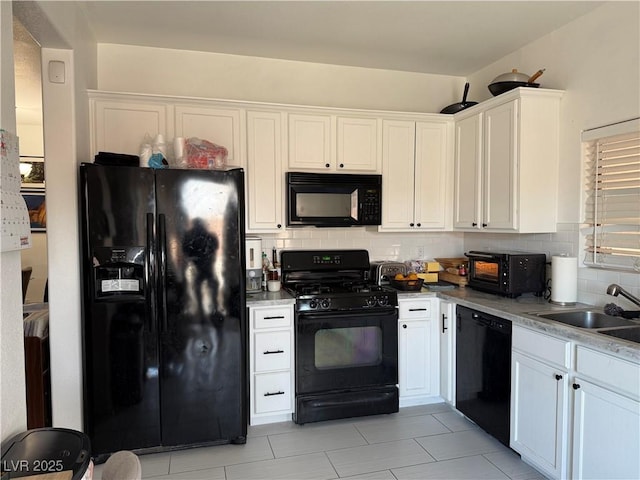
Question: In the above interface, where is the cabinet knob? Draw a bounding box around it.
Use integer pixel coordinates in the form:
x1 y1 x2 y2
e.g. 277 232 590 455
555 374 563 381
472 222 478 227
573 383 581 390
277 224 282 229
402 324 407 328
325 163 331 168
339 163 344 168
416 223 421 227
482 223 488 228
409 223 415 227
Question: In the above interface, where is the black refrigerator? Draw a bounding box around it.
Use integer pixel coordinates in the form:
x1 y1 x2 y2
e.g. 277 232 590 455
79 163 247 458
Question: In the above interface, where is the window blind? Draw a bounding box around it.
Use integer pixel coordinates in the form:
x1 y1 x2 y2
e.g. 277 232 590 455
583 119 640 270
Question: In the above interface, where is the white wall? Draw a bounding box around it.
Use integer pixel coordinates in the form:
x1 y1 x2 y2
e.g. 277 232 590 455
97 43 464 113
0 0 28 442
12 0 97 432
467 1 640 223
465 1 640 307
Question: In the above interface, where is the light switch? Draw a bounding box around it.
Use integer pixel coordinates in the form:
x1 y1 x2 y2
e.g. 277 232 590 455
48 60 65 83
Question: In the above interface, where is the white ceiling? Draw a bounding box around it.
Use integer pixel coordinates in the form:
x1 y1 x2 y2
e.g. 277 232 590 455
77 0 604 76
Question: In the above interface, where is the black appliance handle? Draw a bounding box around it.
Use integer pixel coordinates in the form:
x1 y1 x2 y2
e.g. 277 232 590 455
158 213 168 333
471 312 491 327
146 213 155 333
442 313 448 333
299 309 398 321
465 251 495 258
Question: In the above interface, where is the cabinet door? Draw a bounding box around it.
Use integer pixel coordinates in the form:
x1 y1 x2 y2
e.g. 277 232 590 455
92 99 170 156
399 320 430 398
483 100 517 231
572 378 640 480
438 301 455 404
414 121 450 230
336 116 380 172
511 352 568 479
288 113 333 170
254 372 292 414
453 114 482 230
246 110 284 232
254 330 291 372
174 105 243 166
380 120 417 230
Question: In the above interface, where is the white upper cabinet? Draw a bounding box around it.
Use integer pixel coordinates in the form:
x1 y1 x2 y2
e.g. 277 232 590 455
288 113 333 171
453 88 563 233
380 118 452 231
90 96 171 157
174 105 244 167
336 116 380 172
288 113 380 172
246 110 285 232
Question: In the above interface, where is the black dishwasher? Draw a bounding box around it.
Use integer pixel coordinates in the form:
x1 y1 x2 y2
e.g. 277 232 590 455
456 305 512 446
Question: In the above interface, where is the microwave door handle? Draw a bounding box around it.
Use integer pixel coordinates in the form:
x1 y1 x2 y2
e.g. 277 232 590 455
464 252 494 258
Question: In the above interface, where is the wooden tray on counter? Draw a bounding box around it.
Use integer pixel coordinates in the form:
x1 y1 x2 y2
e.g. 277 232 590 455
438 271 468 287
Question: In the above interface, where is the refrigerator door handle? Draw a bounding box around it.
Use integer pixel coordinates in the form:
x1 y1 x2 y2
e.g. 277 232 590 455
146 213 156 333
159 213 168 333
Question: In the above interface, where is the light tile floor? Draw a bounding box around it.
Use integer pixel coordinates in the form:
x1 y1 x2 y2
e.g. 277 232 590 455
92 403 546 480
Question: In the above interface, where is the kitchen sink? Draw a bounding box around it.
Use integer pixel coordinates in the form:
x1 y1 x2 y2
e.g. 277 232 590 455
534 310 637 329
598 326 640 343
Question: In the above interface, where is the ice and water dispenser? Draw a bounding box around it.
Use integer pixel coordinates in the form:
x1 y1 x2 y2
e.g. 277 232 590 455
246 237 262 293
92 246 145 299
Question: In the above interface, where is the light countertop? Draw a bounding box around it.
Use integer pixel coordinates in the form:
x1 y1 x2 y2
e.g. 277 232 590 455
245 285 639 362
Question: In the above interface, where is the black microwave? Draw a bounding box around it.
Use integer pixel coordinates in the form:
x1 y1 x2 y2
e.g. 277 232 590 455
286 172 382 227
465 250 547 297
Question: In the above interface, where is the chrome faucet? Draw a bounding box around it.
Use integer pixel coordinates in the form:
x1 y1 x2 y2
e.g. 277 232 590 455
607 284 640 308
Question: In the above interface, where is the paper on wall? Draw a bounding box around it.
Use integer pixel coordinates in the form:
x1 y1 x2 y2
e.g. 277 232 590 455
1 129 32 251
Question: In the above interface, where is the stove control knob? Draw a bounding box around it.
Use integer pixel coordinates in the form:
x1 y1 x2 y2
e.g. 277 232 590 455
366 297 377 307
309 299 318 310
320 298 331 310
378 295 389 306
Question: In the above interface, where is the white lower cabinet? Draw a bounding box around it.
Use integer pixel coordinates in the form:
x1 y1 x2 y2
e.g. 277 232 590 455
511 351 570 479
398 298 439 406
511 326 639 479
249 305 294 425
571 346 640 480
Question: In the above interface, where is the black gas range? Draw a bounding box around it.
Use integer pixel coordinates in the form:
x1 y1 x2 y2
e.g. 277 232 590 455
280 250 399 425
281 250 398 313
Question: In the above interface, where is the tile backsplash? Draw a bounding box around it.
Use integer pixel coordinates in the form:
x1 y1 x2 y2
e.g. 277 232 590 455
258 223 639 309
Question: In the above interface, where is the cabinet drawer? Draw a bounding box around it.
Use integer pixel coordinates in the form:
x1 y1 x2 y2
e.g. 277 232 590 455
575 346 639 399
254 331 291 372
252 307 292 329
399 300 431 319
254 372 292 414
513 326 571 369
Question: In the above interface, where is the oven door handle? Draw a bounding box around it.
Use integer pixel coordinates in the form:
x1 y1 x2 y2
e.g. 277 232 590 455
464 252 494 259
299 310 398 321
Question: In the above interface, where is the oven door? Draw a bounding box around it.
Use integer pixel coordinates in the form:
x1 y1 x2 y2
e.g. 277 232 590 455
295 309 398 395
468 255 505 294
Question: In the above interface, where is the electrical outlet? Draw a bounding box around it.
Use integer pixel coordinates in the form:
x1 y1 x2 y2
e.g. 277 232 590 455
417 246 425 258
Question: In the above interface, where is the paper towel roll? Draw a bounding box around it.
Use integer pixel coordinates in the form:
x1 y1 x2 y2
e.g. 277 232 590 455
551 255 578 305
